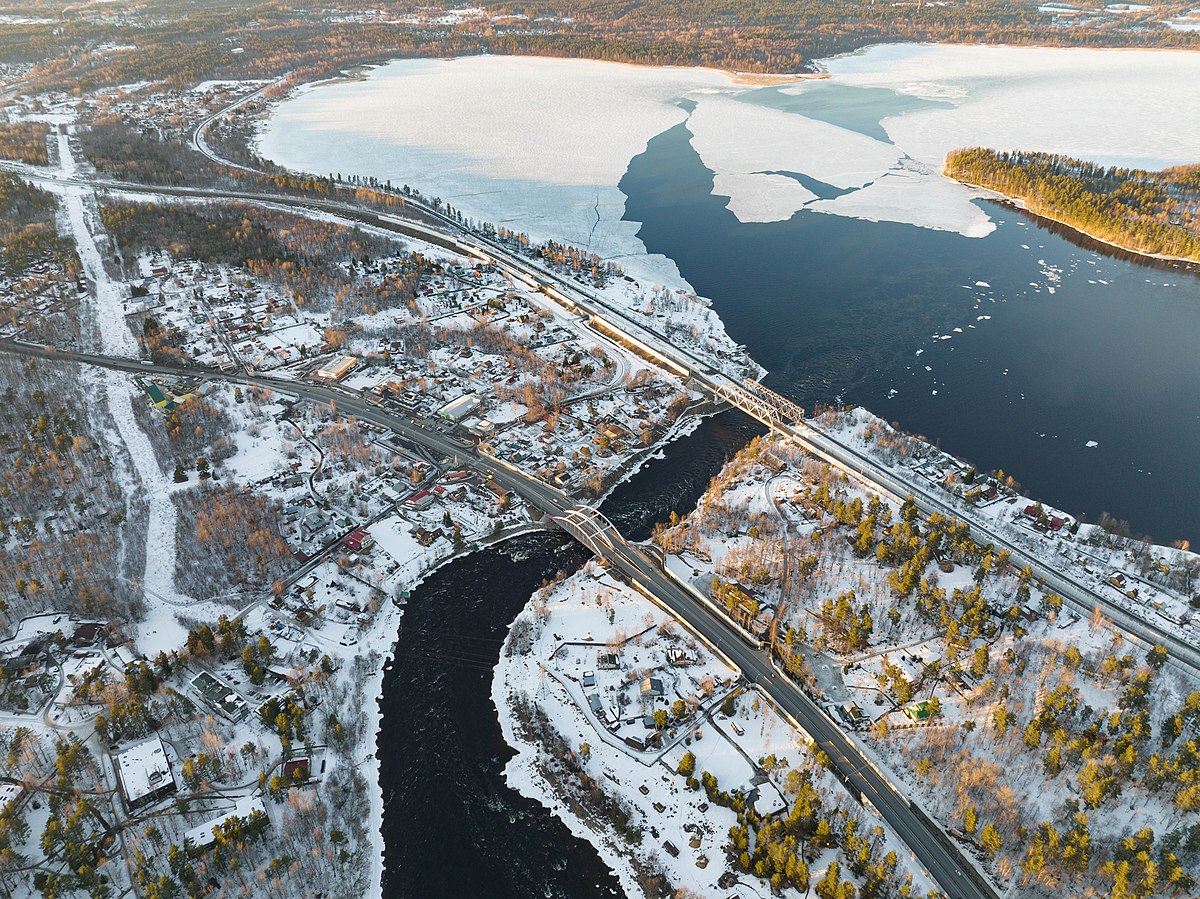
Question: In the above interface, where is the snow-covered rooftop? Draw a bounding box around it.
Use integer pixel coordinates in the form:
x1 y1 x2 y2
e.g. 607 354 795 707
115 735 175 805
183 794 267 849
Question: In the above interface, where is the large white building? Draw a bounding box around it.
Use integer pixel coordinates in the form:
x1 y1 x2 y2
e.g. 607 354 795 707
314 354 358 381
115 735 177 810
437 394 481 422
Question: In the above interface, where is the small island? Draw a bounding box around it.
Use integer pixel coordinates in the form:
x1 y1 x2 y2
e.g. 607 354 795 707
945 147 1200 263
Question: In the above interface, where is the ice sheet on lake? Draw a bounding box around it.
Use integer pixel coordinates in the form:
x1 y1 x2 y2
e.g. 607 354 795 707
260 46 1200 280
259 56 738 291
713 171 817 223
688 43 1200 235
805 162 994 236
687 93 897 191
823 44 1200 171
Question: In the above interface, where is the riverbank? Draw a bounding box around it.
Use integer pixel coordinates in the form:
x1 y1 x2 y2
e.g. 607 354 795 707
499 421 1200 898
947 174 1200 268
491 487 938 897
362 518 553 897
364 402 758 894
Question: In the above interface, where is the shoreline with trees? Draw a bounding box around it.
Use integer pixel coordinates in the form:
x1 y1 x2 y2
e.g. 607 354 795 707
945 147 1200 265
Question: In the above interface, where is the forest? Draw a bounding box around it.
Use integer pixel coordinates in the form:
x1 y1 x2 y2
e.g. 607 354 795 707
945 148 1200 263
4 0 1198 96
0 174 79 279
0 122 49 166
173 486 293 597
100 199 424 318
0 354 142 632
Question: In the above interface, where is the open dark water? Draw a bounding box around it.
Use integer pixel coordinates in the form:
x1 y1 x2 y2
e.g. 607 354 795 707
377 101 1200 899
621 121 1200 545
378 412 757 897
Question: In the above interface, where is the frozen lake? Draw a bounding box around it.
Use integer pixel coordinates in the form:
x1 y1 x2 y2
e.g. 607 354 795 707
259 46 1200 542
260 45 1200 275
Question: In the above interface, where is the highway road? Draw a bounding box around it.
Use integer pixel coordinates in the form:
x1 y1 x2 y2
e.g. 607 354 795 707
191 79 284 174
12 163 1194 681
0 340 995 899
562 508 989 899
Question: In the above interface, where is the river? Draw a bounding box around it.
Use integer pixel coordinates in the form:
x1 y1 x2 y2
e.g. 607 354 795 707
376 412 758 897
620 121 1200 545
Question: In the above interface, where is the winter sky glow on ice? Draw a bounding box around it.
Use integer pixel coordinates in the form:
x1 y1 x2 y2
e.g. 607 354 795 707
260 44 1200 292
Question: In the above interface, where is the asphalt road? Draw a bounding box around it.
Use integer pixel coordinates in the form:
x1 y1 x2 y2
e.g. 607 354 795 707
1 340 994 899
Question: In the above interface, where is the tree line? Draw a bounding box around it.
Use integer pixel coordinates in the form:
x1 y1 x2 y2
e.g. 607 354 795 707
945 147 1200 263
11 0 1200 96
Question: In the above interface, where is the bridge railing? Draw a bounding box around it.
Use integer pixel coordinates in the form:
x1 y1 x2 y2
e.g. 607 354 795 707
710 379 806 431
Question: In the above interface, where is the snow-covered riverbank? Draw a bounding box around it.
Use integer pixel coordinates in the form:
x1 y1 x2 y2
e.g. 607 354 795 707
492 561 938 898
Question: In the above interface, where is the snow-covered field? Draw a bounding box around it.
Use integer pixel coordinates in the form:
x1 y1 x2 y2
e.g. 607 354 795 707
259 45 1200 277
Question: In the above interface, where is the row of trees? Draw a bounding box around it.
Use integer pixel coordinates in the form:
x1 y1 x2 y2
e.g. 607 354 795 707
16 0 1200 96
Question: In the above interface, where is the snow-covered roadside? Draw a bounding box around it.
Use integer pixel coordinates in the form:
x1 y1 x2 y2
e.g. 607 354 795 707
51 126 200 651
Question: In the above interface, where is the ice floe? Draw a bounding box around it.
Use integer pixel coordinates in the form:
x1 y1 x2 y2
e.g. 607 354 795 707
259 45 1200 284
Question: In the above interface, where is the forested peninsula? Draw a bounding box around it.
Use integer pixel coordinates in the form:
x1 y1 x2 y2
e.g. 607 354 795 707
945 148 1200 264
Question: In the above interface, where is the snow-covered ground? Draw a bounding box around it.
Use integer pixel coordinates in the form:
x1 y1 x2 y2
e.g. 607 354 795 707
9 117 754 893
52 127 202 652
258 45 1200 271
494 562 937 898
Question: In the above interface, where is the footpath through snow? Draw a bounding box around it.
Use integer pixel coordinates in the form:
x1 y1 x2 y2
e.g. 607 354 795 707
53 125 198 650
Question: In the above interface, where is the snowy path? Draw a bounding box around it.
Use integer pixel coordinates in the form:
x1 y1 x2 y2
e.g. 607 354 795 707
53 126 198 650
